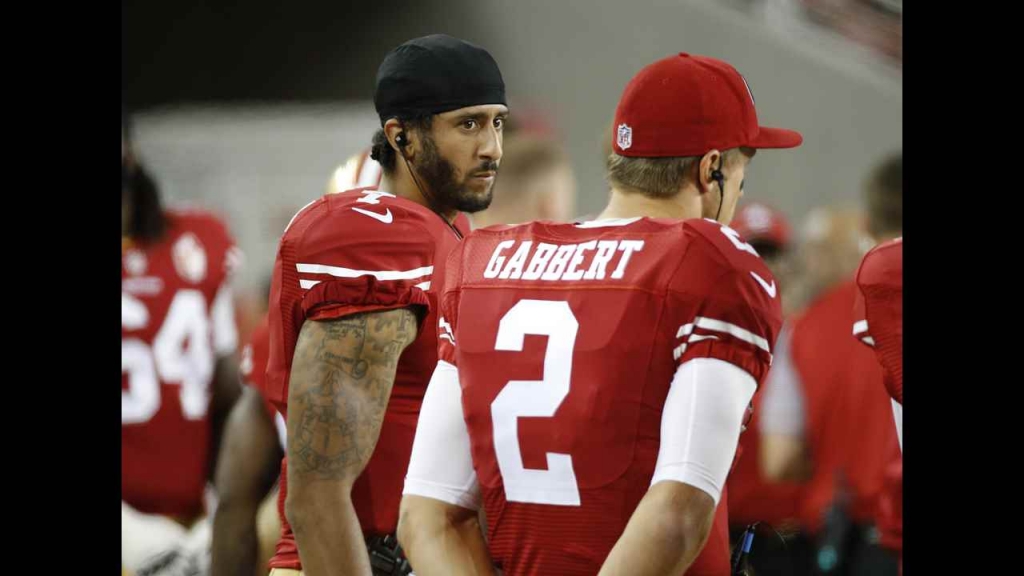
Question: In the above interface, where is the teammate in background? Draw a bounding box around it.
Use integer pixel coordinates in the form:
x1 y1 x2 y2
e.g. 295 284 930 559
724 202 815 576
759 207 898 576
853 153 902 449
122 110 242 575
470 134 576 227
852 153 902 573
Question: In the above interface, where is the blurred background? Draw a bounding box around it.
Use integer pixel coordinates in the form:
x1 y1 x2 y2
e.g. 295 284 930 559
123 1 901 574
124 0 901 315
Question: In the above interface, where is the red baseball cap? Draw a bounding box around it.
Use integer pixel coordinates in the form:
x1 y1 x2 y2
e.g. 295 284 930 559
613 53 803 157
731 201 792 248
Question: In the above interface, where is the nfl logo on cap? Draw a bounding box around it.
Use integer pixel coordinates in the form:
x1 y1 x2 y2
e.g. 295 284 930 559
617 123 632 150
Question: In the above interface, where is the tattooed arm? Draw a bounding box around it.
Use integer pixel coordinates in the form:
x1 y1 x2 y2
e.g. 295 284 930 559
284 307 418 576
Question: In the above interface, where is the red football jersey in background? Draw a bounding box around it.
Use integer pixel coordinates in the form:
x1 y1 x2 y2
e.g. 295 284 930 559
853 237 903 404
240 314 284 439
853 238 903 563
789 279 896 532
122 209 240 519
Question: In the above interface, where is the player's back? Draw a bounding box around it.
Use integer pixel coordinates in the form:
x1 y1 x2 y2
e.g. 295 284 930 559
121 209 238 519
442 217 781 575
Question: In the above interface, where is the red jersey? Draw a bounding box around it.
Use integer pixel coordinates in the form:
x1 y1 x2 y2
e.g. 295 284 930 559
789 280 896 531
264 188 467 569
240 314 284 438
121 209 240 519
438 217 783 576
853 237 903 404
876 448 902 554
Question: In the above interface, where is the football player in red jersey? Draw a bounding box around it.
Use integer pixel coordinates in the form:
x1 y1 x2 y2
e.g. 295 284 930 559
853 153 902 450
121 111 243 574
852 154 902 573
399 53 802 576
758 204 898 576
263 35 508 576
757 209 867 489
854 239 901 445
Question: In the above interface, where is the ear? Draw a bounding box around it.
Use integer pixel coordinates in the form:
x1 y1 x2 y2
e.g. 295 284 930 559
697 149 722 194
383 119 412 159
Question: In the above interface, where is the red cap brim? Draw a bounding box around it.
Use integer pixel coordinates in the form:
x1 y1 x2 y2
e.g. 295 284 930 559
749 126 803 149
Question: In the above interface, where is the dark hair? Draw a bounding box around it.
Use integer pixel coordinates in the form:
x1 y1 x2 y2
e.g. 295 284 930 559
369 115 434 175
124 162 167 242
865 152 902 238
750 241 783 260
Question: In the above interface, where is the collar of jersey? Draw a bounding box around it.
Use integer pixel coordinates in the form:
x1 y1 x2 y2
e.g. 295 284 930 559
574 217 643 228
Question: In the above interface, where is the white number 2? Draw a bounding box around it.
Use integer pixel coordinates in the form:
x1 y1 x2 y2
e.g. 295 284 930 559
122 290 214 424
491 300 581 506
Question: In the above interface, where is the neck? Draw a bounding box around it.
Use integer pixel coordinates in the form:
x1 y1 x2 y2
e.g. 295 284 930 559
471 206 521 228
597 186 703 222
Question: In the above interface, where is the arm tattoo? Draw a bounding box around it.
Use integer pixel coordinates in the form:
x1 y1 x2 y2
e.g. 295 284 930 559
288 308 418 480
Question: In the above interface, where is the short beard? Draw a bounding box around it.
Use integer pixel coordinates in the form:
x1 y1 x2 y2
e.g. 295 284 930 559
413 134 497 214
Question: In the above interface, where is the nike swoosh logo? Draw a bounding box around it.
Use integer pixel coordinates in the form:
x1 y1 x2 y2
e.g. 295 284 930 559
750 271 777 298
352 206 393 224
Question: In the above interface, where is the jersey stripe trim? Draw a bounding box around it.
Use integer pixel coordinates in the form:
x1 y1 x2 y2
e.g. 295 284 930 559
574 217 642 228
677 323 695 338
853 319 869 336
296 263 433 281
676 317 771 353
694 317 770 353
672 343 688 361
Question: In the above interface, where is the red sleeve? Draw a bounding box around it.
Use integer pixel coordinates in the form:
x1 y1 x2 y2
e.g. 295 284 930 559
667 221 784 385
240 314 276 421
293 204 433 325
436 241 466 367
265 195 438 409
854 242 903 403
